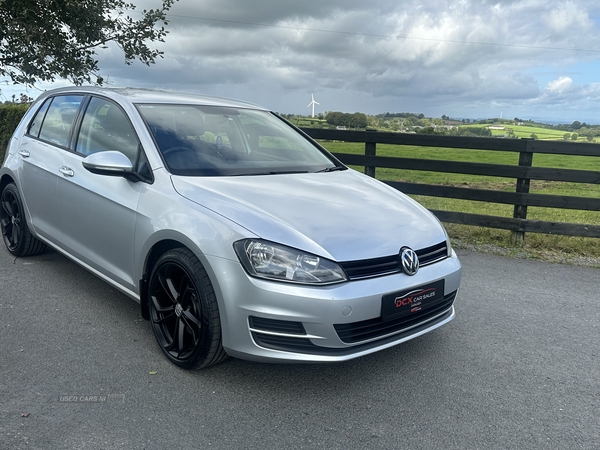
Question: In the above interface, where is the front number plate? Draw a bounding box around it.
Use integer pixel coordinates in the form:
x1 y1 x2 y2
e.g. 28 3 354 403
381 279 445 321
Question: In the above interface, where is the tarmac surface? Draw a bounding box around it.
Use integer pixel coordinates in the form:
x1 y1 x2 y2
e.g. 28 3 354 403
1 248 599 449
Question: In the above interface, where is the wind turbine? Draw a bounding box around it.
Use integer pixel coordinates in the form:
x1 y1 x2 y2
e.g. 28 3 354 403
307 93 320 118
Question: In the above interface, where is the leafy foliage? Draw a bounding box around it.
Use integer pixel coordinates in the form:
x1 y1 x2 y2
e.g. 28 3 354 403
0 0 176 86
325 111 368 128
0 103 29 161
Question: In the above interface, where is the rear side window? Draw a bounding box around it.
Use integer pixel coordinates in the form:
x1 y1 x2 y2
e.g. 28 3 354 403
36 95 84 148
27 98 52 137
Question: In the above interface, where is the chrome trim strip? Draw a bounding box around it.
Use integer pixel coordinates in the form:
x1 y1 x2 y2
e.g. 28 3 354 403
248 327 325 340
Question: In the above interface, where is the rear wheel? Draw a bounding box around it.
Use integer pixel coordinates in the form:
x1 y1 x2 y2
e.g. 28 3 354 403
0 183 47 257
148 248 228 369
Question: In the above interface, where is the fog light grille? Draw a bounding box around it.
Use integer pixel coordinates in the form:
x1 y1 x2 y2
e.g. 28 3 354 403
248 316 306 335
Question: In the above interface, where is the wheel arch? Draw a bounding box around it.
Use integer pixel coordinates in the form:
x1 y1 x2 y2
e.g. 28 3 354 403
0 174 16 193
139 239 187 320
0 173 47 256
137 223 242 323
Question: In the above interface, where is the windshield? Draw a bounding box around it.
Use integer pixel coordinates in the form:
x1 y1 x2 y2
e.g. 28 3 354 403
136 104 341 176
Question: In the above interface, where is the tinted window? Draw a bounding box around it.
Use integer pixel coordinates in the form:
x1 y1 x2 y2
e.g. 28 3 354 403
75 97 139 163
27 98 52 138
38 95 84 147
137 105 337 176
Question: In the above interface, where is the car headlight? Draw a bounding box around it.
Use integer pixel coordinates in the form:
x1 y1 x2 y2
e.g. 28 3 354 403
234 239 348 285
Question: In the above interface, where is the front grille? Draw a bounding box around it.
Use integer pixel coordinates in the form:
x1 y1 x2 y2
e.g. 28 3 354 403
340 241 448 280
340 255 399 279
334 290 457 344
417 241 448 266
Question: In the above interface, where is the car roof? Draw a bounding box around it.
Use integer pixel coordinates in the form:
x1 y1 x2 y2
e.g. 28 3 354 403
38 86 269 111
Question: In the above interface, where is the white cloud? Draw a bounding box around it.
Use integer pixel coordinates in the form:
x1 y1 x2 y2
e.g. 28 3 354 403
544 1 593 35
4 0 600 122
545 76 574 93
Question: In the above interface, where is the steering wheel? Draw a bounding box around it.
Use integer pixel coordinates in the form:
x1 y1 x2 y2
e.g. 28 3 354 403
162 146 196 158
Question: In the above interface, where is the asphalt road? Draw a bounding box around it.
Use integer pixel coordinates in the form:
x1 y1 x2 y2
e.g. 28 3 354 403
1 248 599 450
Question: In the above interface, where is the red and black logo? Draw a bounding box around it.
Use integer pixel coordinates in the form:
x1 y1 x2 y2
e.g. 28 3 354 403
381 279 445 320
395 287 436 309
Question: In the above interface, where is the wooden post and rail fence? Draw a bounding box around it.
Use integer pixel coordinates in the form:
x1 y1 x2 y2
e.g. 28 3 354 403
301 128 600 244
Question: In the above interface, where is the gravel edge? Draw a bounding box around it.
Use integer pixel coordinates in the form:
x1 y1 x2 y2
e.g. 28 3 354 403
451 238 600 269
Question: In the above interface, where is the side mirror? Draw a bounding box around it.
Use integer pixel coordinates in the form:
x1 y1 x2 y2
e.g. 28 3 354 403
82 151 134 177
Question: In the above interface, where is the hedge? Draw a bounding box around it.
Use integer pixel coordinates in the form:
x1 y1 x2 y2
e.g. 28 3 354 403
0 103 30 162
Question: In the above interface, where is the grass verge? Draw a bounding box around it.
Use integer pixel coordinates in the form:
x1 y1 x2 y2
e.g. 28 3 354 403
318 140 600 267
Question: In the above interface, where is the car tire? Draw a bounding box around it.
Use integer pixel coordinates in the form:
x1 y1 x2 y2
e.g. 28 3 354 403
1 182 47 257
148 248 228 369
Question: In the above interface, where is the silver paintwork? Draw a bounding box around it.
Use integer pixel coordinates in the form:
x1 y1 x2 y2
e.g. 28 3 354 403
82 151 134 174
1 87 462 363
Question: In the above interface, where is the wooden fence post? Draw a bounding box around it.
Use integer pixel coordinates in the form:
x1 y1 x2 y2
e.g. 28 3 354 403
511 140 533 246
365 142 376 178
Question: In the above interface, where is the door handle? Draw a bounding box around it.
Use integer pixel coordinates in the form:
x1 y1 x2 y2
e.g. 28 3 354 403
59 166 74 177
18 150 30 158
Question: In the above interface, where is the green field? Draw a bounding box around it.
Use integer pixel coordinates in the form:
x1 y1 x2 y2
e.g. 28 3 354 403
464 122 591 141
318 141 600 262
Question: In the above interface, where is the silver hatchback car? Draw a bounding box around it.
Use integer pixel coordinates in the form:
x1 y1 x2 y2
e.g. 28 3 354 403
1 87 461 369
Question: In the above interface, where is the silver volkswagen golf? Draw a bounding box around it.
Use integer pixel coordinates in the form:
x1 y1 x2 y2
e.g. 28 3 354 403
0 87 461 369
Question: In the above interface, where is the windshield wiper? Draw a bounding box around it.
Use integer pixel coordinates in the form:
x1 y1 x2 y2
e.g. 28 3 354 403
317 166 346 173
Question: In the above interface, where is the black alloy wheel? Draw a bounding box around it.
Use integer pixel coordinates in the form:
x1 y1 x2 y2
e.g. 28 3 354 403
148 248 228 369
0 183 46 257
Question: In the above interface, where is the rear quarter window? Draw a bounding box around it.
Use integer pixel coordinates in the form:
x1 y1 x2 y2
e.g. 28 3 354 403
33 95 84 148
27 98 52 138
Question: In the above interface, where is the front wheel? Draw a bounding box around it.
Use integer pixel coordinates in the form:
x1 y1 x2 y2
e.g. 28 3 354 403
0 183 47 257
148 248 228 369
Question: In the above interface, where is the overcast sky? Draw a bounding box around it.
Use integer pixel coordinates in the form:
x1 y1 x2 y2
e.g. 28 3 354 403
4 0 600 123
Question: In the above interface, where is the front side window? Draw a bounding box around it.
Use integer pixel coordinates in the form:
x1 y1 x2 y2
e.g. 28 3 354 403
137 104 339 176
75 97 139 163
37 95 84 148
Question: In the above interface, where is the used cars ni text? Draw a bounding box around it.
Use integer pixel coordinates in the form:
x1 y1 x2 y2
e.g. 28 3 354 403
0 87 461 369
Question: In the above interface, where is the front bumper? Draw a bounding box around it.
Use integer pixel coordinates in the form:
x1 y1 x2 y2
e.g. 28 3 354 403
202 250 461 363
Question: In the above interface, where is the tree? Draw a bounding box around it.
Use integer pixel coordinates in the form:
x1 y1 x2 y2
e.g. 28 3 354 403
2 92 33 105
456 127 491 137
0 0 176 86
349 112 367 129
367 116 379 129
325 111 343 126
405 116 420 127
325 111 367 129
418 126 436 135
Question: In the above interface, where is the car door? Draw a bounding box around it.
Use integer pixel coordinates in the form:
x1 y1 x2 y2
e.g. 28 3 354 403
18 95 85 244
56 96 145 291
